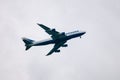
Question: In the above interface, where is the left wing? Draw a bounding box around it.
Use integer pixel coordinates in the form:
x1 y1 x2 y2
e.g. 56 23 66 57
46 41 67 56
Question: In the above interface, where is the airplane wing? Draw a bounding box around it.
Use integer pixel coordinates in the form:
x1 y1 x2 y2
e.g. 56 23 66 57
46 41 66 56
37 23 60 39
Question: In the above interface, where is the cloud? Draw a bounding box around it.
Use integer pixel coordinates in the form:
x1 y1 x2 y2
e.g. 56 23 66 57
0 0 120 80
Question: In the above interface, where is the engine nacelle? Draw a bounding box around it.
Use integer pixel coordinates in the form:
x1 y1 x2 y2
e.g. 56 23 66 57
61 32 65 35
62 44 68 47
55 49 60 52
52 28 56 32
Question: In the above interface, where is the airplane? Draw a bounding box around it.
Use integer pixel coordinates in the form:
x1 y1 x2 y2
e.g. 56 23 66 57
22 23 86 56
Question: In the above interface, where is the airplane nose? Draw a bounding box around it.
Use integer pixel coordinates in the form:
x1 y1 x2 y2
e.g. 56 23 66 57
84 32 86 34
82 32 86 35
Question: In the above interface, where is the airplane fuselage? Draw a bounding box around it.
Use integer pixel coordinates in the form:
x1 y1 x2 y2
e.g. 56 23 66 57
32 31 85 46
22 23 86 55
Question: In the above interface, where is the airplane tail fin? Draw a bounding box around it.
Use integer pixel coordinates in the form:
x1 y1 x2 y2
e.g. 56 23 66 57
22 37 34 50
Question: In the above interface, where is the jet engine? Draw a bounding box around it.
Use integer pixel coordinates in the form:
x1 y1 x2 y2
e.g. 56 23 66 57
62 44 68 47
47 28 56 34
61 32 65 35
51 28 56 32
55 49 60 52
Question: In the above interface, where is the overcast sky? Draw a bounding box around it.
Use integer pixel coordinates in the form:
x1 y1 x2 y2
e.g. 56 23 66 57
0 0 120 80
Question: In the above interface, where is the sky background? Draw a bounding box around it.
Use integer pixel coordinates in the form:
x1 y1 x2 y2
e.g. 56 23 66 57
0 0 120 80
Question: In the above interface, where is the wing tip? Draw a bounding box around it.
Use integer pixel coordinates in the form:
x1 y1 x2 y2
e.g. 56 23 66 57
37 23 42 26
46 54 50 56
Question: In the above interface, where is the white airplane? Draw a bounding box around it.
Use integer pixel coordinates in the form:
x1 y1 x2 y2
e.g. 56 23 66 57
22 23 86 56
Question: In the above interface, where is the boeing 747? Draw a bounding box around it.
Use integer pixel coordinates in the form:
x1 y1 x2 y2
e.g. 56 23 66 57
22 24 86 56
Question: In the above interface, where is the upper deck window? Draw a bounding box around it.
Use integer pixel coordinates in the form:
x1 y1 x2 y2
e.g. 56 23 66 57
65 30 80 36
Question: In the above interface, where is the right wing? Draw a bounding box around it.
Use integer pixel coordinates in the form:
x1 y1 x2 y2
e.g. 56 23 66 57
37 23 60 39
37 23 67 40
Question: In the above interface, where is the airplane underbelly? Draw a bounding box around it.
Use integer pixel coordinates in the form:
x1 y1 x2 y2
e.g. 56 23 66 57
66 33 81 40
33 40 55 46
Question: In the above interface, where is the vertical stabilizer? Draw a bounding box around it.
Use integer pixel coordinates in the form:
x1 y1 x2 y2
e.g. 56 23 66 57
22 37 34 50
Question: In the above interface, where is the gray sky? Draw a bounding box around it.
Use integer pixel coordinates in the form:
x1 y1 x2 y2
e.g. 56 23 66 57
0 0 120 80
